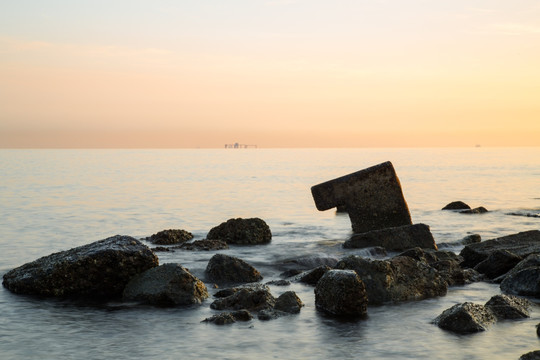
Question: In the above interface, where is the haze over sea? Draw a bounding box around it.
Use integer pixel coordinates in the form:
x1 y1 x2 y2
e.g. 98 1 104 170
0 147 539 359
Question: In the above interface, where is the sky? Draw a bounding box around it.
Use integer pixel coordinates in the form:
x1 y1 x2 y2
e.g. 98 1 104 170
1 0 539 148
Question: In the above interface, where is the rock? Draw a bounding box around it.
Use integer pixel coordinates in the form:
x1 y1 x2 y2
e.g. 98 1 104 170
442 201 471 210
280 254 339 270
274 291 304 314
335 255 447 305
460 230 540 268
520 351 540 360
205 254 263 284
460 206 488 214
500 254 540 297
147 229 193 245
344 223 437 252
474 250 522 279
299 265 332 285
462 234 482 245
177 239 229 251
484 294 530 320
314 269 368 317
311 161 412 233
2 235 158 300
122 263 208 306
265 280 290 286
151 246 173 252
213 284 269 298
433 302 496 333
210 286 276 311
202 310 253 325
206 218 271 245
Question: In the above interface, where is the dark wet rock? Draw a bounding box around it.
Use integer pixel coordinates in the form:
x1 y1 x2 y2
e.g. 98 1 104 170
460 230 540 268
474 250 522 279
314 269 368 317
460 206 488 214
258 309 287 320
508 212 540 218
311 161 412 233
2 235 158 300
122 263 208 306
265 280 290 286
280 269 303 278
399 247 439 264
205 254 263 284
202 310 253 325
442 201 471 210
213 284 269 298
281 254 339 270
335 255 447 305
500 254 540 297
207 217 271 245
433 302 496 333
344 223 437 252
299 265 332 285
177 239 229 251
151 246 173 252
210 286 276 312
520 351 540 360
484 294 530 320
274 291 304 314
462 234 482 245
147 229 193 245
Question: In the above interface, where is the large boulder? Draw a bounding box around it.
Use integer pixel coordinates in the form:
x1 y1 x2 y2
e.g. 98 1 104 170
343 223 437 251
460 230 540 268
335 255 447 305
122 263 208 306
433 302 496 333
314 269 368 317
2 235 158 300
500 254 540 297
206 218 272 245
146 229 193 245
206 254 263 284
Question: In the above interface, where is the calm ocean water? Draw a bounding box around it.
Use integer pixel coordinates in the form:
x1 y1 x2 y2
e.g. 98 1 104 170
0 148 539 359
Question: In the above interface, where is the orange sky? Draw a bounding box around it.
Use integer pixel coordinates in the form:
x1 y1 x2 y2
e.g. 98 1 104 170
1 1 539 148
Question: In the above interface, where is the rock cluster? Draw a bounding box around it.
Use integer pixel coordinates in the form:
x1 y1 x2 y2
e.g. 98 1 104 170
433 294 530 333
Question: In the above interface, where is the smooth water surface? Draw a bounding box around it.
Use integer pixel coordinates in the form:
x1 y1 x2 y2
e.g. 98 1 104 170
1 148 539 359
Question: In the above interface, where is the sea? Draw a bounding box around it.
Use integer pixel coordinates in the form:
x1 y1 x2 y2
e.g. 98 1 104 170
0 147 539 360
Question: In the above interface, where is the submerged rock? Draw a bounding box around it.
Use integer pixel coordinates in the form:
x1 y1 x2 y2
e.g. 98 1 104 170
460 206 488 214
311 161 412 233
122 263 208 306
147 229 193 245
460 230 540 268
442 201 471 210
202 310 253 325
205 254 263 284
207 217 271 245
2 235 158 300
314 269 368 317
344 223 437 251
177 239 229 251
433 302 496 333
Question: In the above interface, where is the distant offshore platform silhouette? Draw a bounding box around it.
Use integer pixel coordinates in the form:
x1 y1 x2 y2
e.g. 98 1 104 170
224 142 257 149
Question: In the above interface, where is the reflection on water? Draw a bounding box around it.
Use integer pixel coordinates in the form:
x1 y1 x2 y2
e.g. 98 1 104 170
0 148 539 359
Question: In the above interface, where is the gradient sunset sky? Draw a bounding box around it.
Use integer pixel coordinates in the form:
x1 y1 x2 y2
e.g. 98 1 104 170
1 1 539 148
